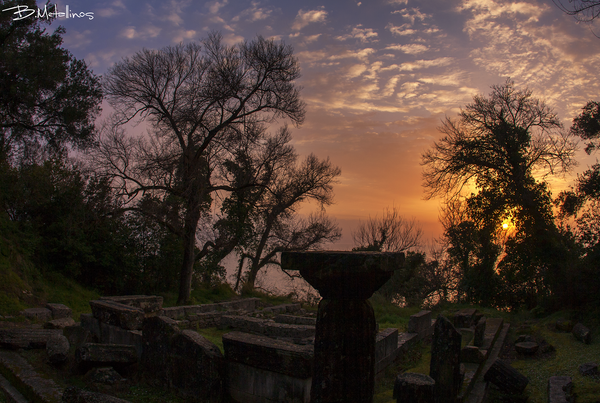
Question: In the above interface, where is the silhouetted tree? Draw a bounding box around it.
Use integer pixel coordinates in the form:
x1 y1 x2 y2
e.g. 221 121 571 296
99 33 305 303
352 206 423 253
234 151 341 293
553 0 600 22
0 0 102 163
422 80 577 308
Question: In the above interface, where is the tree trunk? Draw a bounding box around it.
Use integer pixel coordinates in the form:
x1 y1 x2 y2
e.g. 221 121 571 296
177 195 202 304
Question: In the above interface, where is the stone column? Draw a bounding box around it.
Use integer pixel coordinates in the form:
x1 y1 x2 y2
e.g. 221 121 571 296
281 251 404 403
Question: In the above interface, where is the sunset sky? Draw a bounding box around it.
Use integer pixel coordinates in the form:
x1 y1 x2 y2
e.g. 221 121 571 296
23 0 600 250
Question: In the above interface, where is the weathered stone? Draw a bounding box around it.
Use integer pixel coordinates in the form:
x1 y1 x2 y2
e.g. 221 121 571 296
430 315 462 402
62 386 132 403
275 314 317 326
44 317 76 329
140 316 181 382
21 307 52 322
84 367 124 386
46 334 70 365
393 373 435 403
0 350 63 403
572 322 592 344
219 315 267 334
281 250 404 299
80 314 101 341
515 334 534 343
461 346 485 364
262 303 301 314
484 359 528 395
169 330 224 400
89 300 145 331
99 295 163 315
188 312 224 328
547 376 572 403
45 303 72 319
98 322 143 357
227 361 311 403
376 328 399 362
555 320 574 332
408 310 433 339
515 341 539 355
282 250 404 403
579 362 599 376
76 343 137 372
0 328 62 349
223 331 312 378
453 309 477 328
474 316 486 347
217 297 260 312
160 306 185 320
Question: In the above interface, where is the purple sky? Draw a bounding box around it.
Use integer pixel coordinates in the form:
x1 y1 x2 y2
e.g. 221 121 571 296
17 0 600 250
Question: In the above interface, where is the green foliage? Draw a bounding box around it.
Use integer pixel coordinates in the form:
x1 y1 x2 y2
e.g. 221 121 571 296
0 0 102 162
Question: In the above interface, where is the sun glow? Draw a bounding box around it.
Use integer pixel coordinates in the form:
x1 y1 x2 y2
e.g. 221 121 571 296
502 223 509 230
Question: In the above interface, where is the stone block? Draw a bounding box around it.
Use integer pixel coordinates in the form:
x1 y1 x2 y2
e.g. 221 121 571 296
474 316 486 347
262 303 302 314
0 328 62 349
275 314 317 326
46 303 72 319
515 342 539 355
140 316 181 382
90 300 145 330
376 328 399 361
453 308 477 328
99 322 142 358
264 322 315 340
430 315 462 400
80 314 101 343
461 346 485 364
21 307 52 322
0 350 63 403
160 306 185 320
188 312 224 328
393 373 435 403
579 362 598 376
484 359 528 395
62 386 132 402
223 331 313 378
408 310 433 339
169 330 224 400
218 298 261 312
76 343 137 372
100 296 163 316
46 334 70 365
227 361 311 403
547 376 572 403
63 326 93 350
219 315 267 334
572 322 592 344
44 317 76 329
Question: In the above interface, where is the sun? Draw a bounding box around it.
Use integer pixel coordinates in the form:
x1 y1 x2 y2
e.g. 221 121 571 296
502 223 509 230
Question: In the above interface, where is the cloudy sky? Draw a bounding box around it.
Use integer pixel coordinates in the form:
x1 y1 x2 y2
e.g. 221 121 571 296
20 0 600 249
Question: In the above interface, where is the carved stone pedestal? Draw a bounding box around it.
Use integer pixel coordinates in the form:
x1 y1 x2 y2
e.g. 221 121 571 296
282 251 404 403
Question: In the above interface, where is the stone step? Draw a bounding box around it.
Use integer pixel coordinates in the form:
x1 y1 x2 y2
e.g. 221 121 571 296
0 350 63 403
462 322 511 403
0 328 62 349
0 372 29 403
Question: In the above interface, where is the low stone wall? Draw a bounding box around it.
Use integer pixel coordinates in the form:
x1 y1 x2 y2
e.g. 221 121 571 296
219 316 315 340
223 331 313 403
160 298 261 320
141 316 224 401
408 310 433 340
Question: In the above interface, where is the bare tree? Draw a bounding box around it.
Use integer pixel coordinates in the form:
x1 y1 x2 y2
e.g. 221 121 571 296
553 0 600 22
97 33 305 303
352 206 423 252
234 153 342 293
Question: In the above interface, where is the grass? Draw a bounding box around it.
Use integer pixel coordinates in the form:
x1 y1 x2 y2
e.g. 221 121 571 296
509 319 600 403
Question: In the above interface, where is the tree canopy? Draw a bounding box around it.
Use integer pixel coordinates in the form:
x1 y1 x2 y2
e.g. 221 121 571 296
0 0 102 163
99 33 307 303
